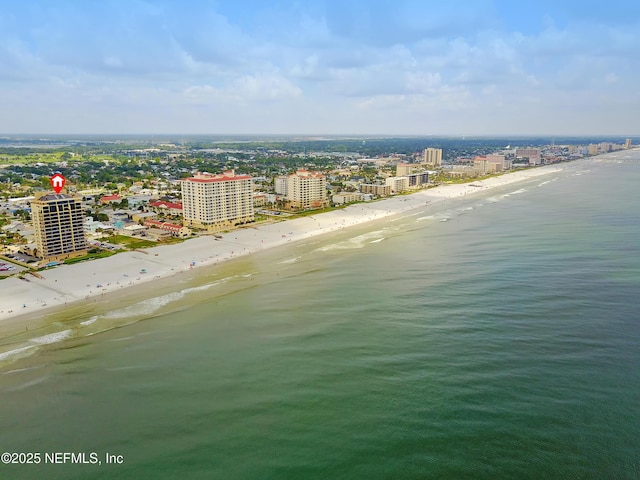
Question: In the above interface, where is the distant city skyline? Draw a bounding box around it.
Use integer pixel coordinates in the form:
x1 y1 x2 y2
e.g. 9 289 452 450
1 1 639 136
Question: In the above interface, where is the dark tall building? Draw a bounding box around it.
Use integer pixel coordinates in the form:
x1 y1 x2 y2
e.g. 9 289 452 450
31 193 88 261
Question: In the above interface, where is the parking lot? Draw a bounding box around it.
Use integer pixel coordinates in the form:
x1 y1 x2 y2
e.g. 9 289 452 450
0 260 26 276
88 240 119 250
257 209 293 217
4 253 40 264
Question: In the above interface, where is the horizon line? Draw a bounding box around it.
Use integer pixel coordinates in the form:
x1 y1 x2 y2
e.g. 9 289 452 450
0 133 637 138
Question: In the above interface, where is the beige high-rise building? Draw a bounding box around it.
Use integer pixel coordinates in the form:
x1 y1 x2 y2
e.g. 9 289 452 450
181 170 254 231
396 163 413 176
423 148 442 167
286 169 327 209
485 154 510 171
515 148 542 165
31 192 88 261
625 138 632 149
473 156 504 174
599 142 613 153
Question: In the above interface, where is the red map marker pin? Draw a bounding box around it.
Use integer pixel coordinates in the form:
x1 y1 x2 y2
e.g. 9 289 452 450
50 173 66 194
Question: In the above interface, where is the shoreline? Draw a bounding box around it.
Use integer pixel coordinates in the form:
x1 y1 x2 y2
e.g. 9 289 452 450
0 165 563 331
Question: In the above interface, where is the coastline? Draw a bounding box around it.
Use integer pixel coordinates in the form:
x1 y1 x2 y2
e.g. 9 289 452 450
0 165 563 332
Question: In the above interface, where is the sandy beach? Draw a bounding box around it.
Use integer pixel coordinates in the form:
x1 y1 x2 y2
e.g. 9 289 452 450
0 165 562 328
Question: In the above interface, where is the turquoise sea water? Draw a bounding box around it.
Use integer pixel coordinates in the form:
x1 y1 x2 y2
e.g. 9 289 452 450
1 153 639 479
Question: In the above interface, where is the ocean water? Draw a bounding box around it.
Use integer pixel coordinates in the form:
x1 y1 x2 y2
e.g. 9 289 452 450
1 153 639 479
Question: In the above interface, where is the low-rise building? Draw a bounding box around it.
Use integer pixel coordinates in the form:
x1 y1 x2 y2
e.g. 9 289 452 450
148 201 183 216
144 220 191 238
253 194 267 207
132 211 158 223
332 192 364 205
127 195 155 208
360 184 391 197
100 194 122 204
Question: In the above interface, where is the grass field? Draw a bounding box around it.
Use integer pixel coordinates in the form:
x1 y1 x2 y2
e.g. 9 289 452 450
104 235 157 249
0 152 119 166
0 152 67 165
63 251 115 265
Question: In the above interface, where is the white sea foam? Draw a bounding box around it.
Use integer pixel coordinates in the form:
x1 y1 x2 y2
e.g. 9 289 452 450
80 316 98 326
102 292 186 319
369 238 385 244
110 335 136 342
30 330 73 345
314 230 386 252
98 279 228 320
278 256 302 264
182 281 222 294
7 375 50 392
0 346 37 362
416 215 434 221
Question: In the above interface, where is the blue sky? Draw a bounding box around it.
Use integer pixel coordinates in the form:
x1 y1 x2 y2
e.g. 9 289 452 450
0 0 638 135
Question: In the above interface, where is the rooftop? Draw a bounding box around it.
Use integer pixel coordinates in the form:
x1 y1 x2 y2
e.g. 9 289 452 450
32 193 78 202
149 201 183 210
184 170 251 183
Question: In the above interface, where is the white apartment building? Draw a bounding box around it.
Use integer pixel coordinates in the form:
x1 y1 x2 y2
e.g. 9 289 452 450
274 175 288 197
385 176 410 193
286 169 327 209
181 170 254 231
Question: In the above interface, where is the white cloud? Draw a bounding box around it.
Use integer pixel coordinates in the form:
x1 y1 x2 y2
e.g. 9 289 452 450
0 1 639 134
186 72 301 100
232 73 302 101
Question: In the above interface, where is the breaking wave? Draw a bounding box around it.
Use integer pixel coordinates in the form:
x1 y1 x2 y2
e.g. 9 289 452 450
314 230 386 252
30 330 73 345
